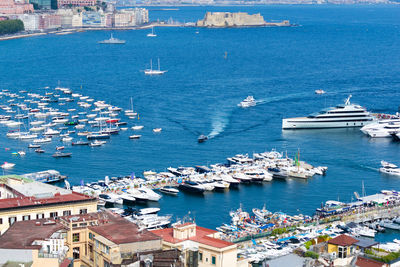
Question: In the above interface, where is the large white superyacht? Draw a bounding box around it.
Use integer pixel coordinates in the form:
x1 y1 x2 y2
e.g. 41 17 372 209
282 95 375 129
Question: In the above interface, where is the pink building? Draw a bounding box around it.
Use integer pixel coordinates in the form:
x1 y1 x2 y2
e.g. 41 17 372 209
57 0 96 8
0 0 34 14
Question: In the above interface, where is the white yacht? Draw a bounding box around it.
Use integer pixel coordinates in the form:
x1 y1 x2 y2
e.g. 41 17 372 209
282 95 375 129
380 161 400 176
144 58 167 75
238 96 256 108
366 123 400 138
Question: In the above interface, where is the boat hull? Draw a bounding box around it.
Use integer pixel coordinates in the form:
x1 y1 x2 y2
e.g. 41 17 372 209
282 118 374 129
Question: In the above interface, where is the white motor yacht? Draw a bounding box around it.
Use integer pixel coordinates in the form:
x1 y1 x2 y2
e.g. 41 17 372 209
282 95 375 129
44 128 60 136
238 96 256 108
380 161 400 176
1 162 15 169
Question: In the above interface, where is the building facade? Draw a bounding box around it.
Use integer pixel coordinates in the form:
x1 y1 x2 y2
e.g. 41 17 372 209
152 223 247 267
57 0 97 8
0 0 34 15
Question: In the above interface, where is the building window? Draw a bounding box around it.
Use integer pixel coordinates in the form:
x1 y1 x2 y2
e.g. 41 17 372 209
199 252 203 262
49 212 58 218
23 215 30 221
89 232 93 240
73 233 80 242
338 246 347 258
212 256 216 265
104 260 110 267
89 244 94 261
8 217 16 225
73 247 80 259
79 209 87 214
36 213 44 219
0 218 2 224
63 210 71 216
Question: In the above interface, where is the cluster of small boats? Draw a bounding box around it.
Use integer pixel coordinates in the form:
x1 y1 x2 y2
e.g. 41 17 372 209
0 88 164 158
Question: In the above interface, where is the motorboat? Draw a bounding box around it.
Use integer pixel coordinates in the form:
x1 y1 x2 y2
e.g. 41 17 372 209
144 58 167 75
56 146 65 150
244 169 273 182
252 205 272 222
315 89 326 94
52 152 72 158
62 136 73 142
282 95 375 129
18 133 38 140
129 135 141 139
232 172 252 183
86 133 110 140
98 34 126 44
198 134 208 143
131 125 144 130
178 181 205 194
153 128 162 133
139 208 160 215
159 186 179 195
33 137 52 143
89 140 106 147
128 188 161 202
98 193 123 205
1 162 15 169
238 96 256 108
35 149 45 153
72 140 89 146
28 144 41 148
43 128 60 136
380 161 400 176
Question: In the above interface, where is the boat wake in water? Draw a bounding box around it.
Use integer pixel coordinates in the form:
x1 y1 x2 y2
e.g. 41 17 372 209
208 108 232 139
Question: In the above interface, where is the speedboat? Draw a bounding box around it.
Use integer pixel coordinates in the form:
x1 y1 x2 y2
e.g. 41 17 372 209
315 89 326 94
232 172 252 183
131 125 144 130
283 95 375 129
28 144 41 148
1 162 15 169
128 188 161 202
198 135 208 143
153 128 162 133
238 96 256 108
244 169 273 182
139 207 160 215
178 181 205 194
380 161 400 176
129 135 141 139
43 128 60 136
33 137 52 143
72 140 89 146
159 186 179 195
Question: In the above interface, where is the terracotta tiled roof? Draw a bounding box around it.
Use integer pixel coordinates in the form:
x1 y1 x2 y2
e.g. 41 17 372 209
0 219 65 249
0 191 96 211
328 234 358 246
152 225 235 249
88 213 161 245
356 256 385 267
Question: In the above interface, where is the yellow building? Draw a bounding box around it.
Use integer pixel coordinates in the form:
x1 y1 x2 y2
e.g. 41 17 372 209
58 210 163 267
152 222 247 267
327 234 358 266
0 176 97 235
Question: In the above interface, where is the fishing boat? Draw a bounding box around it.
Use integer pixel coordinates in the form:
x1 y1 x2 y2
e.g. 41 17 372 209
159 186 179 195
52 152 72 158
144 59 167 75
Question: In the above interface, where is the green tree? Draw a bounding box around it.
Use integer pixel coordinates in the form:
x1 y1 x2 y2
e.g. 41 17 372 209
0 20 24 36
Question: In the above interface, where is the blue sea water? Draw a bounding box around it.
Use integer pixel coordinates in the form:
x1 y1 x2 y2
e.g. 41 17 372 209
0 5 400 239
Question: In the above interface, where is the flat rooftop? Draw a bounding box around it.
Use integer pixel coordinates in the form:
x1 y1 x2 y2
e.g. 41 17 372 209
0 219 66 249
